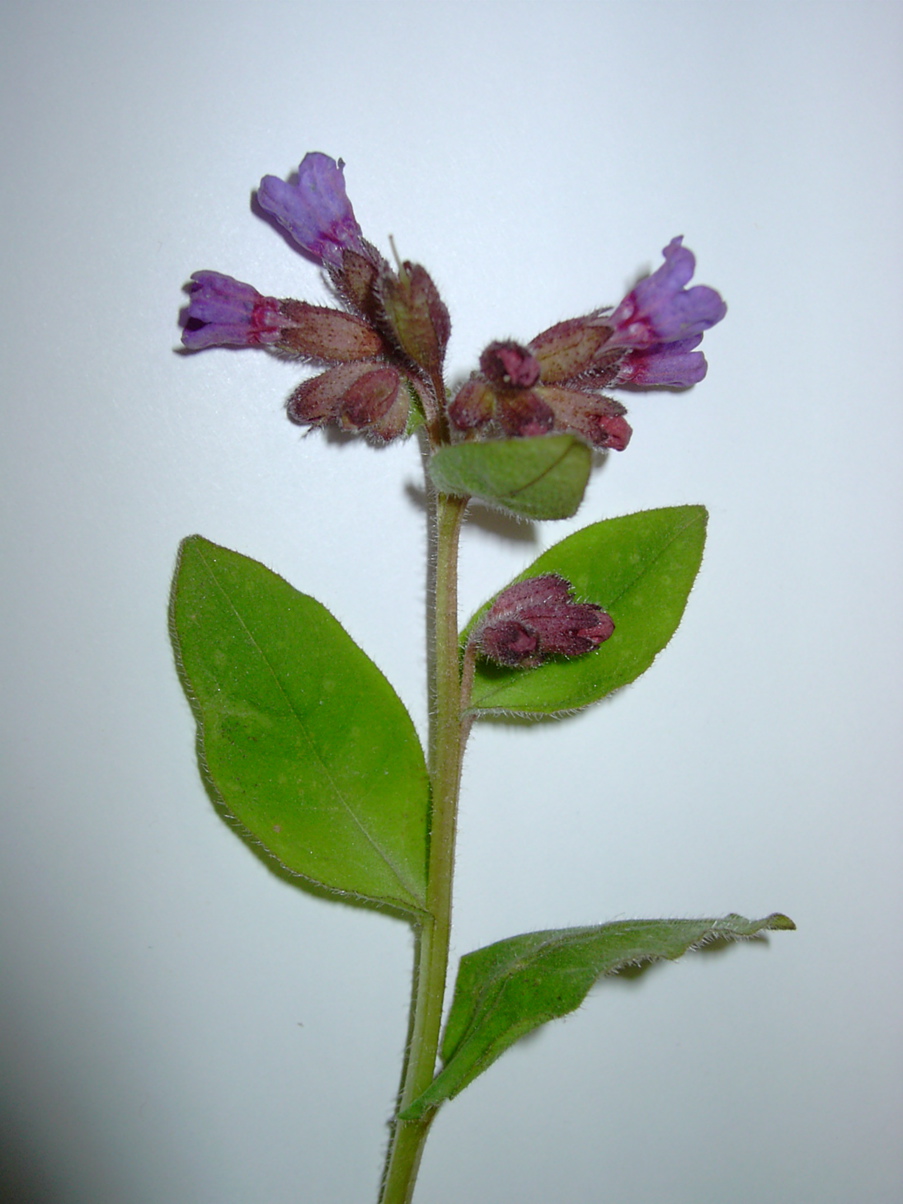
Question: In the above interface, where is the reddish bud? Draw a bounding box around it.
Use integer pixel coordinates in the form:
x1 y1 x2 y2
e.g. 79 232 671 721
474 574 614 668
479 341 541 388
278 301 386 361
447 379 495 430
287 361 407 441
378 261 450 374
534 386 632 450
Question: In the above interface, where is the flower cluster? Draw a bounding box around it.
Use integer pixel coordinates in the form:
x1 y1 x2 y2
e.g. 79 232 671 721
472 574 614 668
448 238 726 450
179 154 725 452
181 153 449 443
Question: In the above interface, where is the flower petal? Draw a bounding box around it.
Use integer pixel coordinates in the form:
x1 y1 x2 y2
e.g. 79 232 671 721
613 336 708 388
610 238 727 347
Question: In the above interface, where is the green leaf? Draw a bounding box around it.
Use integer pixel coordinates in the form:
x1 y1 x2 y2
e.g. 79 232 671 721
466 505 707 716
429 434 592 520
401 913 795 1118
170 536 430 915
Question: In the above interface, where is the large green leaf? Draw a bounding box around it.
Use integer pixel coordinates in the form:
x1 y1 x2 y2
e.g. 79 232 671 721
429 434 592 520
170 536 430 915
466 505 707 716
401 913 795 1118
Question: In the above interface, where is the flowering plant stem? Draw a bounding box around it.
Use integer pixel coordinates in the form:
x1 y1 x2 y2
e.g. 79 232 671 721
380 489 469 1204
172 152 797 1202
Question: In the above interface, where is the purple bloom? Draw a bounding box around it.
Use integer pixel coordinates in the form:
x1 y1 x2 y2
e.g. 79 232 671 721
609 237 727 349
181 271 284 350
257 153 365 268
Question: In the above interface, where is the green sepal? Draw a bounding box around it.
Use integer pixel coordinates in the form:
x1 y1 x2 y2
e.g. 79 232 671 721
403 376 426 436
465 505 707 716
170 536 430 915
429 434 592 520
401 913 795 1118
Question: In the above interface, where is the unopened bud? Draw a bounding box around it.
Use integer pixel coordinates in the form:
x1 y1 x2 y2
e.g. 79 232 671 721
378 261 450 374
287 361 408 442
533 387 632 451
447 379 496 430
479 341 541 388
473 574 614 668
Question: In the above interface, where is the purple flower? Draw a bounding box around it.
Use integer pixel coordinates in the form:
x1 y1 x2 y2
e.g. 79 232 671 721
609 237 727 349
257 153 365 268
181 271 284 350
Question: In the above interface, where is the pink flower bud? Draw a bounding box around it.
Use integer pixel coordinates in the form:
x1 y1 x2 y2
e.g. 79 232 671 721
480 342 541 388
534 387 632 451
474 574 614 668
287 361 409 442
447 379 496 430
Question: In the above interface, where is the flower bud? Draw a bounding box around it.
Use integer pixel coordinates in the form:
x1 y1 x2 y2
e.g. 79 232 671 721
480 342 541 388
474 574 614 668
447 379 495 430
611 336 708 388
287 361 409 442
278 301 386 361
534 387 632 451
378 262 450 375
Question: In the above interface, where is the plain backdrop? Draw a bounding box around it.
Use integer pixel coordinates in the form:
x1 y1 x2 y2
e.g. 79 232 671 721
2 2 901 1202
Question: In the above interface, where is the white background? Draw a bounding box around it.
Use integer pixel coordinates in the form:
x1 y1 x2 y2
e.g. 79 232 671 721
2 2 901 1201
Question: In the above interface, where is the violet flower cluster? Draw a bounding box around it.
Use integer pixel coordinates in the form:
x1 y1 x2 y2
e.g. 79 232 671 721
180 152 726 453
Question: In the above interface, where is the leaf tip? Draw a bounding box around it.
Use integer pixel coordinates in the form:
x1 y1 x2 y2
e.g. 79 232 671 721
764 912 796 931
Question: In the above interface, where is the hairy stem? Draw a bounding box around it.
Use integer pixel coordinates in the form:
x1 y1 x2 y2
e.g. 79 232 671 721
379 490 469 1204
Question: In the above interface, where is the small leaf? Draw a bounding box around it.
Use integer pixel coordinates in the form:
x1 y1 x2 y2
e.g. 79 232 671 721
170 536 430 915
429 434 592 520
401 913 795 1118
465 505 707 715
